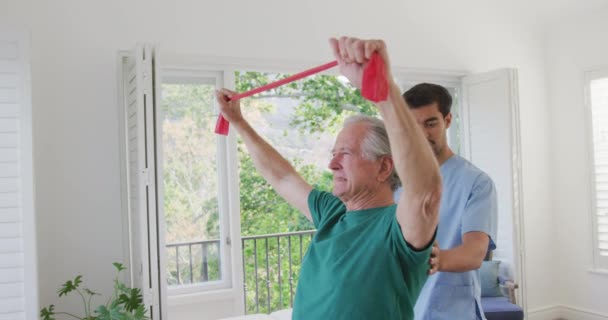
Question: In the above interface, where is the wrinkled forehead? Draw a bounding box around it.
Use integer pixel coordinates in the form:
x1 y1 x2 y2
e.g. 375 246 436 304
332 123 367 151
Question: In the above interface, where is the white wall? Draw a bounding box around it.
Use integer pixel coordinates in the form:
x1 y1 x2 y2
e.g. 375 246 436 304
0 0 555 318
545 7 608 318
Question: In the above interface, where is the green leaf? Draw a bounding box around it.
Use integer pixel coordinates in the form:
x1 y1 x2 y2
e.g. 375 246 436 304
132 305 148 320
40 305 55 320
118 288 144 312
58 275 82 297
95 304 122 320
113 262 125 272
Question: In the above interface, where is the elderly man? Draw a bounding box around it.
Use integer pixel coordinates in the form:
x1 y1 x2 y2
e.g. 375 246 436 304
216 37 441 320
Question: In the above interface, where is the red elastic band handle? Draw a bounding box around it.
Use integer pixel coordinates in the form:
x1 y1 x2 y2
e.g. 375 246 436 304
361 53 389 103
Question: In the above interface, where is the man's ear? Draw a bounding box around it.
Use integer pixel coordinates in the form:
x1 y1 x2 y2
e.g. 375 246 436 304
444 112 452 129
378 156 394 183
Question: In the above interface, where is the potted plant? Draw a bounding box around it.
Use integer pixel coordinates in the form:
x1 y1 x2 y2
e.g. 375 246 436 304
40 262 148 320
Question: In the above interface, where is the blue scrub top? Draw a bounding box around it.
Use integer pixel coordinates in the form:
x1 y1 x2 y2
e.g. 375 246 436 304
394 155 497 320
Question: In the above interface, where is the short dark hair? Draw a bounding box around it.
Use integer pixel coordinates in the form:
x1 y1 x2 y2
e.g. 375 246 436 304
402 83 452 117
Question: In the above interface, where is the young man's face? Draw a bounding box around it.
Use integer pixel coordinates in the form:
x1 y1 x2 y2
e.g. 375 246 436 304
410 103 452 157
328 122 384 202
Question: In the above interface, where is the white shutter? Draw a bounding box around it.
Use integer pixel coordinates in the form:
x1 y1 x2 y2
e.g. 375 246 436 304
0 32 37 320
461 69 525 308
586 70 608 269
121 44 167 319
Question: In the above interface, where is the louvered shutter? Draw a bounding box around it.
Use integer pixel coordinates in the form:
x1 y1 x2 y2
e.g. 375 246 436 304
0 31 37 320
588 74 608 268
121 44 166 319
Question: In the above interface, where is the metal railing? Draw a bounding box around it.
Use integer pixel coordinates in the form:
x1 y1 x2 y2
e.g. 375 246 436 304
165 230 315 314
241 230 315 314
166 239 221 285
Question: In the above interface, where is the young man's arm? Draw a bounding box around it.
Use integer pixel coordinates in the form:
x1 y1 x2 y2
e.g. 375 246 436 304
216 89 313 222
431 233 490 273
430 176 497 273
330 37 441 249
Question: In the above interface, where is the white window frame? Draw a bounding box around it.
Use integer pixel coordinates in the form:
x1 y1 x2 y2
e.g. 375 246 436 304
160 70 234 295
584 67 608 272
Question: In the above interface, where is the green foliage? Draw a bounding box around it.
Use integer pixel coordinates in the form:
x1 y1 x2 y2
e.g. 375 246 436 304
40 263 147 320
235 71 378 134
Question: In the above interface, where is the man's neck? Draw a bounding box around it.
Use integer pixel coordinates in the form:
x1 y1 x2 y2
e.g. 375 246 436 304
436 147 455 165
342 188 394 211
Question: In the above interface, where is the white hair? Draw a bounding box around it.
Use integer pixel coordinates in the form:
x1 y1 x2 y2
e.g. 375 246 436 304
343 115 401 191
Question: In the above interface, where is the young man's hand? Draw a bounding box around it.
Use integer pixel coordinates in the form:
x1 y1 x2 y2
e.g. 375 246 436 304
428 241 441 275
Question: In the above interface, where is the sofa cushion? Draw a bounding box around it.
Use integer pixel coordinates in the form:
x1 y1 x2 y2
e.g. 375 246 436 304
480 260 502 297
481 296 524 320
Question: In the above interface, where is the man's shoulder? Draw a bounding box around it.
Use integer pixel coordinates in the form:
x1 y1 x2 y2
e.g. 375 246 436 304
445 155 492 183
309 189 346 221
310 189 342 206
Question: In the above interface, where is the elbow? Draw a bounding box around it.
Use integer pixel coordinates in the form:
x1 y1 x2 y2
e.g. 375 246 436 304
471 259 483 270
470 246 488 270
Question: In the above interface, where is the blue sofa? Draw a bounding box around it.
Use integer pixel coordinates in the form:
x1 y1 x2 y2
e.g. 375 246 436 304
480 260 524 320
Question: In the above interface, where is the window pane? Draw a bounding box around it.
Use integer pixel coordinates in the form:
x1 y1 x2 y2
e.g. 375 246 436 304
591 77 608 257
160 82 223 286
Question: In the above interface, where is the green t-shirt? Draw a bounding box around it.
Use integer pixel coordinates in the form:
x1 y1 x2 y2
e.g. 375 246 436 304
292 189 433 320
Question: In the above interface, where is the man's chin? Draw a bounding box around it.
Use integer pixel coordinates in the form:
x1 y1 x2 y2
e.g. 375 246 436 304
331 189 344 198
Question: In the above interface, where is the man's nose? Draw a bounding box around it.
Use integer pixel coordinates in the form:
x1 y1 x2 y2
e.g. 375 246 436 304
328 156 340 170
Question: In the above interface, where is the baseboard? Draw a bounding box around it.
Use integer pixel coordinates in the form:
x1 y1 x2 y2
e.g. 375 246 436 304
528 305 608 320
528 305 563 320
560 305 608 320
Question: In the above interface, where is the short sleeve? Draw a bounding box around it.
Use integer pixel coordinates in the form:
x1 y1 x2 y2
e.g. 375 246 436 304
462 173 498 250
307 189 345 229
389 213 435 266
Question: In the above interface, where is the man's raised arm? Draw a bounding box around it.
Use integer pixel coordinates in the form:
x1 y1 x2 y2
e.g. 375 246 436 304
330 37 442 249
215 89 313 222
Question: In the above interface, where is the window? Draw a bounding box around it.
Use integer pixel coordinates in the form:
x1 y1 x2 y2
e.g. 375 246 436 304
159 72 233 294
586 69 608 270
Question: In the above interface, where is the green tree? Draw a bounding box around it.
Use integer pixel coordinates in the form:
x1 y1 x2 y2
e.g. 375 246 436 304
236 71 378 134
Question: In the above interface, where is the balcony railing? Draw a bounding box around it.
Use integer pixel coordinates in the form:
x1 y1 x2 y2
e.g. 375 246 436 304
166 239 221 285
166 230 315 314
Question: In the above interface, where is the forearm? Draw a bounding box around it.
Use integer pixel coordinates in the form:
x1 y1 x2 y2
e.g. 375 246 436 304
231 119 312 218
438 245 485 272
233 120 299 188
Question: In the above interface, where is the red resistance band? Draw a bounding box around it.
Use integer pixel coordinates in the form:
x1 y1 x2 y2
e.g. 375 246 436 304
215 52 389 135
